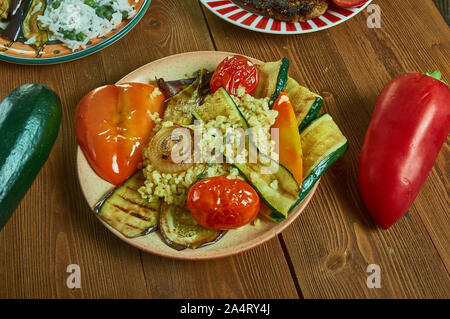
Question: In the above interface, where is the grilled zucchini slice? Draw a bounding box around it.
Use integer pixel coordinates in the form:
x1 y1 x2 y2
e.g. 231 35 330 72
159 203 226 250
233 151 300 220
254 58 290 106
293 113 348 207
285 77 323 131
194 87 299 220
193 87 248 129
95 171 160 238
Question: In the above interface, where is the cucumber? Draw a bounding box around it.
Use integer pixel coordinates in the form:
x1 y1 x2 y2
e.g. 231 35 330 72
290 113 348 210
194 87 299 220
285 77 323 130
0 83 62 230
254 58 290 107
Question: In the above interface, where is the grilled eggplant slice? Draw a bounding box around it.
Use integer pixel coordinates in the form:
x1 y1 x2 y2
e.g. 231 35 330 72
162 69 211 125
95 170 160 238
157 77 195 99
22 0 48 49
2 0 30 41
159 203 225 250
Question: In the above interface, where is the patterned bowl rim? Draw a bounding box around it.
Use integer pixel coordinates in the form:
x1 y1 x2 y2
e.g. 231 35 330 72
0 0 152 65
200 0 373 34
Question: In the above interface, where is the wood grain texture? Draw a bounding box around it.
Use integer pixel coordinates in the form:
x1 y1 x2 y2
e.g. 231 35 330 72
0 0 448 299
202 0 450 298
0 0 298 299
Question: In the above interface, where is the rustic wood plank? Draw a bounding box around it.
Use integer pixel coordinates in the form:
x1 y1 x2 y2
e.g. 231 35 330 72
202 0 450 298
0 0 299 299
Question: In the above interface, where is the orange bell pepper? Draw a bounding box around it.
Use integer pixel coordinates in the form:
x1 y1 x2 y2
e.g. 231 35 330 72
76 83 165 185
271 90 303 186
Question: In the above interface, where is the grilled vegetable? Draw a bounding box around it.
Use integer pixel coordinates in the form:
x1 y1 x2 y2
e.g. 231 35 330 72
187 176 260 230
0 83 61 230
157 77 195 99
159 202 226 250
193 86 248 129
193 87 299 220
0 0 12 19
22 0 48 49
95 170 160 238
75 83 165 186
210 55 260 96
254 58 289 106
254 59 322 128
233 153 300 220
146 125 194 174
2 0 30 41
271 90 303 186
163 69 211 125
294 113 348 206
285 77 323 130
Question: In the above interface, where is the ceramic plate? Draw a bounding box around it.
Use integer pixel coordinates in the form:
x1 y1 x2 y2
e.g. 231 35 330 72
77 51 319 260
0 0 151 65
200 0 373 34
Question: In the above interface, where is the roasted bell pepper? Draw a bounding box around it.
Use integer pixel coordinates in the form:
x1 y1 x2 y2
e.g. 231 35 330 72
358 71 450 229
76 83 165 186
271 90 303 186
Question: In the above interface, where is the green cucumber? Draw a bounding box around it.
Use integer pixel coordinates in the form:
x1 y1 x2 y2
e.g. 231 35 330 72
254 58 290 107
285 77 323 131
0 83 62 230
290 113 348 210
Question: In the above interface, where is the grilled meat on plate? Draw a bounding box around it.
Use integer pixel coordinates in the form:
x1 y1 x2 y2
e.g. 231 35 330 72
232 0 329 23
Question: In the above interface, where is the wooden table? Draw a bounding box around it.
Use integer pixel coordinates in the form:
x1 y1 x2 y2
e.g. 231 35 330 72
0 0 449 299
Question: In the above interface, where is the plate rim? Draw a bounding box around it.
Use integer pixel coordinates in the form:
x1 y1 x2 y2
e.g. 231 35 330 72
200 0 373 35
77 50 320 260
0 0 152 65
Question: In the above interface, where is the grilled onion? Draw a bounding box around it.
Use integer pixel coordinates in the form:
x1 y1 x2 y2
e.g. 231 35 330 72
147 125 194 174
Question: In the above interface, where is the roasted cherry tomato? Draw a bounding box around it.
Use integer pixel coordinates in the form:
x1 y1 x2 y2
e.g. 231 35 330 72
187 176 260 230
76 83 165 185
210 55 259 96
332 0 367 7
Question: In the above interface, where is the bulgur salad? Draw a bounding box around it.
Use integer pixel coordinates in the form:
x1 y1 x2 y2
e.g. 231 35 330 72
0 0 137 52
75 55 348 250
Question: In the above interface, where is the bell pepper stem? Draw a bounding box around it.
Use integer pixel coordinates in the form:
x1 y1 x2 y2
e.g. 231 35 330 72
425 70 448 87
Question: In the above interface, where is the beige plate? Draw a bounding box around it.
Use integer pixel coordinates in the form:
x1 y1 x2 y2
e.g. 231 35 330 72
77 51 319 260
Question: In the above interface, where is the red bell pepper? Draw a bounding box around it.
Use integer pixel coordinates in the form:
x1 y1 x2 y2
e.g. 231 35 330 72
76 83 165 185
358 71 450 229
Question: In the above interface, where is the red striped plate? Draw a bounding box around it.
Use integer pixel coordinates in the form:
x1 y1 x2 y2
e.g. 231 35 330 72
200 0 373 34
